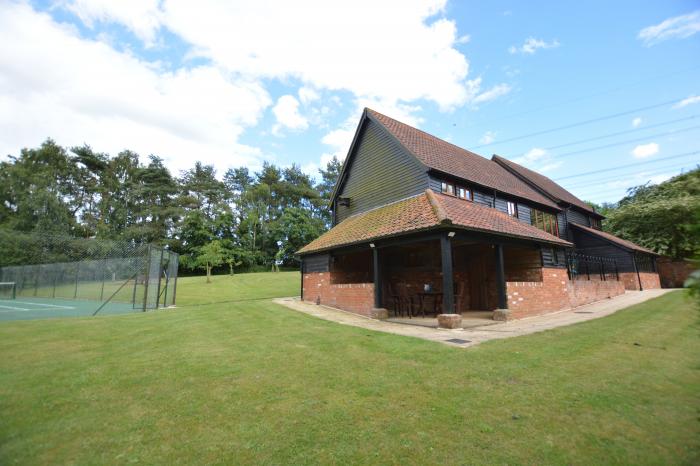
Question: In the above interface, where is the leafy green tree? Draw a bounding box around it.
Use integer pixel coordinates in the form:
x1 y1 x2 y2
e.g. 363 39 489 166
194 240 226 283
603 168 700 259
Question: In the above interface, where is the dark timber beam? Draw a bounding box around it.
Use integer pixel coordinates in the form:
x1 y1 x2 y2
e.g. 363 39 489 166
632 253 643 291
440 234 455 314
495 244 507 309
372 246 382 308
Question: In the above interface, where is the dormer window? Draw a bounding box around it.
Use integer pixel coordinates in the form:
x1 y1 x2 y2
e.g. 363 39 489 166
507 201 517 217
441 182 455 196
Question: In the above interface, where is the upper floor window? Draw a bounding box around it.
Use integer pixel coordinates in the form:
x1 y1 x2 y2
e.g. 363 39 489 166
457 187 472 200
507 201 517 217
441 181 455 196
591 217 601 230
531 209 559 237
441 181 472 201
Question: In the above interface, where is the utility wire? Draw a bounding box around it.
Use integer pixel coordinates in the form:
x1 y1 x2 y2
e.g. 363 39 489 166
566 165 698 190
472 96 692 149
536 115 699 152
565 162 699 189
549 125 700 159
574 167 696 197
463 65 700 130
554 150 700 181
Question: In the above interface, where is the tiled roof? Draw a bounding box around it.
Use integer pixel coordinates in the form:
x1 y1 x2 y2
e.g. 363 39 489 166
366 109 560 210
298 190 571 255
569 222 658 255
492 155 600 216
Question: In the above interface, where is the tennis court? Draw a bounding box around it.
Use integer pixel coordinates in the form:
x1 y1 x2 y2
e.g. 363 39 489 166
0 296 138 321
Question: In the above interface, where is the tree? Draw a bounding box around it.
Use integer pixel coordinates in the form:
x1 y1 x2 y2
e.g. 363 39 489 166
603 168 700 259
194 240 226 283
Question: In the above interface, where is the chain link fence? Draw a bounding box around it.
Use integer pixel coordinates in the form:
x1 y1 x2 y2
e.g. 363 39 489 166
0 232 178 316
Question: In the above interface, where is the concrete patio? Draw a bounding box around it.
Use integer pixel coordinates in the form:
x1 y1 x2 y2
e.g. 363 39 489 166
274 288 676 348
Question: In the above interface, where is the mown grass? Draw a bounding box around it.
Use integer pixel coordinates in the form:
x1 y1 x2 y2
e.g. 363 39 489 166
0 274 698 465
174 271 300 306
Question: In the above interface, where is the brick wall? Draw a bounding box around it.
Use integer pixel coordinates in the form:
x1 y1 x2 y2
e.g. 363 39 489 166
619 271 661 290
657 258 695 288
506 267 625 320
302 272 375 316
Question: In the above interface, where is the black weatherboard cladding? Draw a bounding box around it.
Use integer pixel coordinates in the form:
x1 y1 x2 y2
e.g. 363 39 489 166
335 119 428 223
302 254 330 273
570 229 636 272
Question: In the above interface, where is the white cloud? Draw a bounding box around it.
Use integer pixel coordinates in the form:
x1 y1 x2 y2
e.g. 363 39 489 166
511 147 562 173
631 142 660 159
62 0 163 45
464 78 512 106
456 34 471 44
479 131 496 145
638 10 700 47
140 0 473 111
272 95 308 134
515 147 548 165
673 94 700 109
509 37 560 55
0 2 270 173
632 117 642 127
298 87 320 105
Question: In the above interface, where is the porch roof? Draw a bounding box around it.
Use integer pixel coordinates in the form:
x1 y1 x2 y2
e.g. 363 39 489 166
569 222 658 255
298 189 571 255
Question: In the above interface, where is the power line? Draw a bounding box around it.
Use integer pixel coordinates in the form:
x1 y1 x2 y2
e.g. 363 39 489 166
565 165 697 190
472 96 691 149
549 125 700 159
538 115 699 152
565 162 699 189
464 65 700 130
574 166 696 197
554 150 700 181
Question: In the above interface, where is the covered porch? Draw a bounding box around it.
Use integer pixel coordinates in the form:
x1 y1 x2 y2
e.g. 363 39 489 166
328 231 546 327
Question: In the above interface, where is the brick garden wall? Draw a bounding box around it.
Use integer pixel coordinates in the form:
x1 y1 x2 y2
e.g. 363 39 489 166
302 272 375 317
618 272 661 290
656 258 695 288
506 267 626 320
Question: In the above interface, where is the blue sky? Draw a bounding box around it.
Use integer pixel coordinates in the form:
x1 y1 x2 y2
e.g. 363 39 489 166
0 0 698 204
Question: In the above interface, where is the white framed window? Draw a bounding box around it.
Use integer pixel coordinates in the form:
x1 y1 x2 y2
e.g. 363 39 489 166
441 181 455 195
507 201 517 217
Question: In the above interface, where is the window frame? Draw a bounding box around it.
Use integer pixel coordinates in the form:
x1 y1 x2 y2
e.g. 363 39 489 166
506 201 517 217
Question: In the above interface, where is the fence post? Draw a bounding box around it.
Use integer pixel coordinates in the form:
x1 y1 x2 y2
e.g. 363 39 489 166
100 258 107 301
73 262 80 299
142 245 152 311
52 270 57 298
156 247 164 308
34 265 40 296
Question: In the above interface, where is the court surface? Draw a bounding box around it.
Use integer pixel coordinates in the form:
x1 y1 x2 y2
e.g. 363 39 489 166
0 296 138 321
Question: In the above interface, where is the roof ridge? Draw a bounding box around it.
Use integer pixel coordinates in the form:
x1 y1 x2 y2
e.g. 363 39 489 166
366 107 488 160
424 189 452 225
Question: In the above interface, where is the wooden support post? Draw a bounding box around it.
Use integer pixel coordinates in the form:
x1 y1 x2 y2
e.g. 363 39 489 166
440 235 455 313
373 246 382 309
299 259 304 301
632 254 643 291
495 244 507 310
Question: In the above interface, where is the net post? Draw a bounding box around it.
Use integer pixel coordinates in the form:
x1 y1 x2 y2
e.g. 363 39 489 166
52 269 57 298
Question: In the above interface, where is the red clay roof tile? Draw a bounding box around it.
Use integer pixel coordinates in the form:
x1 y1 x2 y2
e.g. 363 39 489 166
492 155 599 216
298 190 571 255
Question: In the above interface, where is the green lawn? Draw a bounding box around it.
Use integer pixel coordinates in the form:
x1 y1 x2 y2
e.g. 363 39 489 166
174 271 300 306
0 273 698 465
